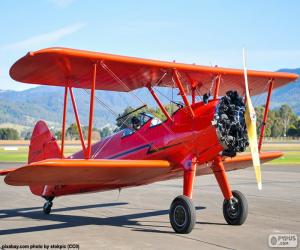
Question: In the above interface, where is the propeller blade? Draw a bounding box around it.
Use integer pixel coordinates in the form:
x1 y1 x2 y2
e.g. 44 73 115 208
242 49 262 190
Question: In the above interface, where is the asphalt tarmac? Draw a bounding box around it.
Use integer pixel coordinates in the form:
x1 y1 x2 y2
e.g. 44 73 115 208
0 163 299 250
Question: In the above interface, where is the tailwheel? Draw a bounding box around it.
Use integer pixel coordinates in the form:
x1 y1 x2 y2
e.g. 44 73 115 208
43 201 53 214
43 196 54 215
223 190 248 225
169 195 196 234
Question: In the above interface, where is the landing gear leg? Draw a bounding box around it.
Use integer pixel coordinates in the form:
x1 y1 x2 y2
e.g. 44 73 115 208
43 196 54 215
169 159 196 234
212 156 248 225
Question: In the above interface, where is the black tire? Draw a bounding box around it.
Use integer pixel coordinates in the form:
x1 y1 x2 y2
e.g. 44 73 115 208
169 195 196 234
43 201 52 215
223 190 248 225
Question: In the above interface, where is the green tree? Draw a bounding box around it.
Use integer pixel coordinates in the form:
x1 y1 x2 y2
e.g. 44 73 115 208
55 131 62 140
255 104 298 138
21 129 32 140
296 120 300 134
148 103 179 121
290 118 300 137
255 106 271 137
66 123 79 140
0 128 20 140
82 126 88 140
116 106 136 130
287 125 298 137
278 104 297 137
24 131 32 140
271 117 284 137
82 126 100 140
100 127 112 139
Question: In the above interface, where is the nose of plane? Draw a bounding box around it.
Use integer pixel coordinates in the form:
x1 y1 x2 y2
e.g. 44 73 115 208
212 91 249 157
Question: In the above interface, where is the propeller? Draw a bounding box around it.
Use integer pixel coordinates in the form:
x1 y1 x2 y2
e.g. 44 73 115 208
242 49 262 190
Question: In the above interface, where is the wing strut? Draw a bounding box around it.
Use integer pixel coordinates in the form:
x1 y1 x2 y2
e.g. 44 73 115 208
61 86 68 158
147 86 173 121
191 87 196 104
60 63 97 159
213 75 222 100
173 69 194 118
258 79 274 152
69 87 87 156
87 63 97 159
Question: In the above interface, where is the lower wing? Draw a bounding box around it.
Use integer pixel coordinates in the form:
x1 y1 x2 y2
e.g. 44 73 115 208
4 159 172 186
2 152 282 186
196 151 283 176
0 168 16 176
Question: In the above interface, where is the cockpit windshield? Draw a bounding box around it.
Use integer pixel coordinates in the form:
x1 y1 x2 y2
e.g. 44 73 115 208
122 112 162 137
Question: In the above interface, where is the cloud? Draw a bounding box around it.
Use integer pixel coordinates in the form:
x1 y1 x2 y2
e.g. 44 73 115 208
2 22 86 51
49 0 75 8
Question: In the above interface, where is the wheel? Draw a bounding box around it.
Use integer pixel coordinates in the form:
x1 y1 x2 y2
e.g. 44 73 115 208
223 190 248 225
43 201 53 215
169 195 196 234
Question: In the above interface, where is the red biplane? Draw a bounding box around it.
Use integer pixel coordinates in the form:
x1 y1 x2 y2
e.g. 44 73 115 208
0 48 298 234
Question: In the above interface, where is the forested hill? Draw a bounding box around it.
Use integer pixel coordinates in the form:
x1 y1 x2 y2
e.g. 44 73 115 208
252 67 300 114
267 68 300 114
0 86 155 129
0 68 299 129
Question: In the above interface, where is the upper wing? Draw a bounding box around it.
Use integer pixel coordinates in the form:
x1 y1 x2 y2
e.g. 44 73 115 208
10 47 298 96
4 159 172 186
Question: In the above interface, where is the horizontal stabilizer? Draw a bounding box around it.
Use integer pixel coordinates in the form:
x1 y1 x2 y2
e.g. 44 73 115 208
4 159 171 186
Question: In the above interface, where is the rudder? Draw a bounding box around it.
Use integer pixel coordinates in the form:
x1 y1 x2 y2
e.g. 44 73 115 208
28 120 61 196
28 120 61 164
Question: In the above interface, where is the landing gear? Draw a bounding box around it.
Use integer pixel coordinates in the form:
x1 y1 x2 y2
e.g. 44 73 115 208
169 157 197 234
43 201 52 214
43 196 54 215
169 195 196 234
223 190 248 225
212 156 248 226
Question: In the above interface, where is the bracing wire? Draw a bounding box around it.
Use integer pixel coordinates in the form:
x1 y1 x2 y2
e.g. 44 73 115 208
100 62 191 152
80 87 161 158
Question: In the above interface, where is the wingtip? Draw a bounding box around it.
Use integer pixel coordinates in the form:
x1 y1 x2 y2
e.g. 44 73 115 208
258 182 262 190
0 168 16 176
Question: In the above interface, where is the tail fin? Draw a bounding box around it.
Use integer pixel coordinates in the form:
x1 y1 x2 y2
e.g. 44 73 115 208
29 120 61 196
28 120 61 164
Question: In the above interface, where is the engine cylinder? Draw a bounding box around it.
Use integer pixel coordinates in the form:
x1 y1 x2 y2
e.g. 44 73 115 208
212 91 249 157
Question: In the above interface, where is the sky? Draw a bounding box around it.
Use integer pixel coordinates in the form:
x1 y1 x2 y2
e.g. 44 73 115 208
0 0 300 90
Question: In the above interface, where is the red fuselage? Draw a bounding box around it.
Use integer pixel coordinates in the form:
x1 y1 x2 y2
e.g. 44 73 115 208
76 100 221 161
30 100 224 197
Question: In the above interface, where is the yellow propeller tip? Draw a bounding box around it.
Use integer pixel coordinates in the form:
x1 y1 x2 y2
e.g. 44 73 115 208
258 183 262 190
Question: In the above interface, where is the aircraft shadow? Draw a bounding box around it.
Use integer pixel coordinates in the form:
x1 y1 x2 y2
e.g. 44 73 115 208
197 221 227 226
0 202 206 235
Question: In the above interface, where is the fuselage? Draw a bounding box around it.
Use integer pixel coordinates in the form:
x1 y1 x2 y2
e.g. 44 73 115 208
73 100 223 164
31 100 225 197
